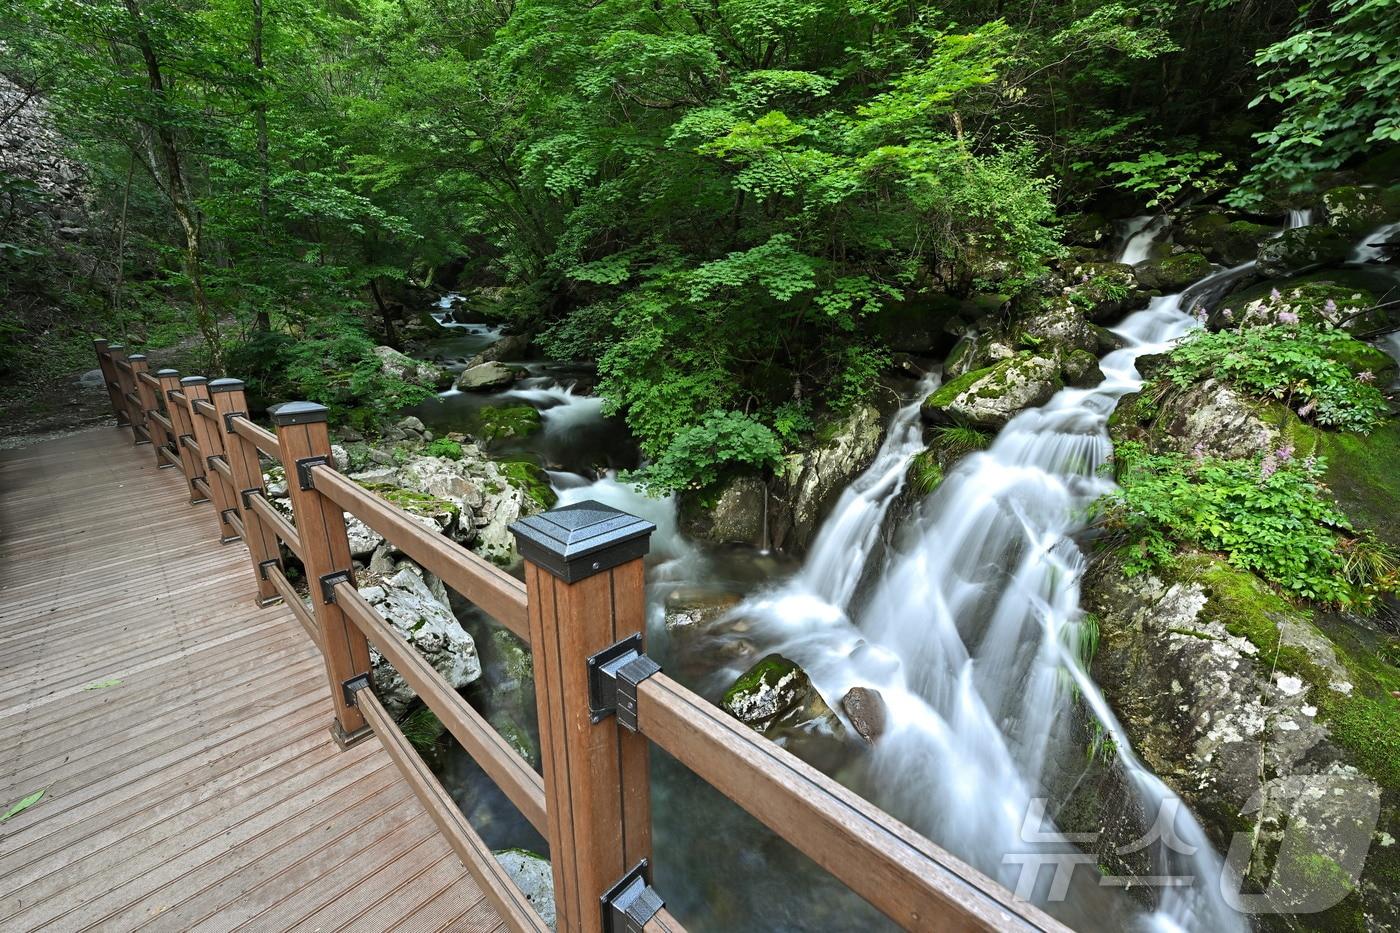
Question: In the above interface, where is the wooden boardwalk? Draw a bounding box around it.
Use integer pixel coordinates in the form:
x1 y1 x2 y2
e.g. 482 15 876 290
0 428 502 932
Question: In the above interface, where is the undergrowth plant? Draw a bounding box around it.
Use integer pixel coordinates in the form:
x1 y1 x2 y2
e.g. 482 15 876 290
1097 441 1397 607
1164 323 1388 433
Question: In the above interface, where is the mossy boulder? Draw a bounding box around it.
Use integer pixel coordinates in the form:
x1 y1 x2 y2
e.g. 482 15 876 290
455 361 523 391
1213 277 1381 333
721 654 846 762
1175 209 1232 254
1065 211 1113 247
920 352 1062 429
1017 298 1099 355
770 405 884 552
1058 261 1144 323
499 459 557 511
1176 210 1279 265
466 405 542 442
1322 185 1400 236
372 345 451 391
1133 251 1214 291
1218 219 1280 264
1084 552 1399 929
1257 224 1351 278
872 294 962 355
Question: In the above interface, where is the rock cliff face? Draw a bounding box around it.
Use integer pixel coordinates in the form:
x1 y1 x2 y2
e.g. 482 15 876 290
0 78 87 236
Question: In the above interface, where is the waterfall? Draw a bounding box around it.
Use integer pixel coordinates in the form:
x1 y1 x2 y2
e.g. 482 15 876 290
1116 215 1169 265
1350 220 1400 264
1288 208 1315 229
730 220 1259 928
504 382 608 434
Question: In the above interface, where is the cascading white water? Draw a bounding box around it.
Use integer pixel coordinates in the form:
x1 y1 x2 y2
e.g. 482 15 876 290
504 382 608 434
729 241 1262 928
1350 220 1400 264
1117 215 1169 265
1288 208 1316 229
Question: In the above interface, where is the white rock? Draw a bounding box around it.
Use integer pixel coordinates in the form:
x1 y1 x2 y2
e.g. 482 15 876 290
361 567 480 717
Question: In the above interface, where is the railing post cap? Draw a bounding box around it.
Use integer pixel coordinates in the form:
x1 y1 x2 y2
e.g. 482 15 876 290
510 499 655 583
180 375 208 386
93 338 109 347
127 353 147 362
156 368 180 377
208 377 245 393
109 344 125 352
270 401 329 426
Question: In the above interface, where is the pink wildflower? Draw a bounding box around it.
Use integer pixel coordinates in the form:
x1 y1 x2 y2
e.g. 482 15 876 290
1260 454 1279 480
1303 455 1317 471
1298 397 1318 418
1270 288 1282 302
1277 310 1300 326
1324 298 1338 316
1358 371 1375 384
1192 441 1207 460
1275 445 1294 462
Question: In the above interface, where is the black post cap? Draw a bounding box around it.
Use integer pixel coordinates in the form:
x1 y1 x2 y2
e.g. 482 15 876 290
510 500 655 583
180 375 208 386
156 368 179 377
109 344 125 352
270 401 329 426
208 378 245 394
127 353 147 361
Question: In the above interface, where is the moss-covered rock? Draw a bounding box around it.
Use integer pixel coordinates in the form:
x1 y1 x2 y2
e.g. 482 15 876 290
1257 224 1351 278
920 352 1062 428
1133 251 1214 291
680 471 767 547
721 654 846 763
466 405 542 442
1218 219 1279 264
770 405 883 552
1322 185 1400 236
1213 276 1382 333
499 459 556 511
1058 261 1144 323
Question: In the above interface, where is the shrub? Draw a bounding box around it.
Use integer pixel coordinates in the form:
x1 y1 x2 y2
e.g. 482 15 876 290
424 438 463 460
1097 441 1397 607
1164 324 1388 433
632 410 783 494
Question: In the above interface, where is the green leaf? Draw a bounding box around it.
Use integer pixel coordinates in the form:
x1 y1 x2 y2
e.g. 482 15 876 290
2 789 46 823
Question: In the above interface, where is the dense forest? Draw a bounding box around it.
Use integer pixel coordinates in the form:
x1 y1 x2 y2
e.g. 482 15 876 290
4 0 1400 930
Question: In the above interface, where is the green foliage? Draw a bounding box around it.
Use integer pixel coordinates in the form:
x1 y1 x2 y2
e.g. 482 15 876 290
1 789 45 823
400 707 444 753
424 438 464 460
632 410 783 494
1099 441 1396 606
931 424 992 461
1164 325 1389 434
1107 150 1235 208
1233 0 1400 199
225 318 431 429
909 450 944 496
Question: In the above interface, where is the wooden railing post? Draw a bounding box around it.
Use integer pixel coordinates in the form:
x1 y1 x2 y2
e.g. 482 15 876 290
133 359 168 466
92 339 129 426
161 372 204 501
510 502 657 933
273 401 372 746
152 368 181 468
183 376 241 543
209 378 282 605
125 353 152 446
108 344 140 441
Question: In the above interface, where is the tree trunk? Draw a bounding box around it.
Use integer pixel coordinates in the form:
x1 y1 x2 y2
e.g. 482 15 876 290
369 278 399 348
251 0 271 332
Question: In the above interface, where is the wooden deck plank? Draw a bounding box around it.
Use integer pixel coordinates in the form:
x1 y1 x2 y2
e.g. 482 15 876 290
0 427 497 933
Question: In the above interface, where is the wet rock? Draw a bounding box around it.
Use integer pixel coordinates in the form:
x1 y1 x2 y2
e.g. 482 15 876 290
1066 211 1113 247
920 353 1062 429
841 687 886 743
372 345 451 390
1257 225 1350 278
680 473 767 547
1115 377 1278 460
1133 252 1213 291
1018 299 1099 355
663 587 741 638
722 654 845 747
769 405 884 552
455 361 522 391
493 850 555 927
359 566 482 718
467 332 532 367
345 514 386 558
872 295 963 355
1322 185 1400 236
1062 348 1105 388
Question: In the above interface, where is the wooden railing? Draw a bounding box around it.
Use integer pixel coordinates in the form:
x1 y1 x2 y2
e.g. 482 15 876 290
91 338 1069 933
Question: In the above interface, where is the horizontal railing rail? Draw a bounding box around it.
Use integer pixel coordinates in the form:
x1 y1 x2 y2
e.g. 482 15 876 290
91 336 1063 933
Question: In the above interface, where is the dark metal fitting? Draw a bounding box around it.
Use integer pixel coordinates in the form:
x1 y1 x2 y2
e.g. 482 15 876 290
342 673 371 707
587 634 660 731
509 500 655 583
223 410 247 434
220 507 239 523
166 388 180 401
208 378 244 394
180 375 208 386
296 455 329 491
320 569 353 604
601 860 663 933
240 487 262 509
270 400 329 426
258 558 280 581
179 433 194 448
207 455 220 471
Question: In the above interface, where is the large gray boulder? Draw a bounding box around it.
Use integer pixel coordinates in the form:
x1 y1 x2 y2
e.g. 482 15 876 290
455 361 521 391
768 405 884 552
372 345 450 390
466 333 532 367
1133 252 1214 291
1321 185 1400 236
680 472 767 547
920 353 1062 429
493 850 555 927
360 566 481 718
1257 225 1350 278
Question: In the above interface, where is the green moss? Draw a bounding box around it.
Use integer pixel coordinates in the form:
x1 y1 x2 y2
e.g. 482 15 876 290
467 405 542 442
359 481 460 519
500 459 557 510
401 706 445 753
722 654 802 710
923 361 997 410
425 437 464 460
1192 554 1400 792
492 628 533 684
